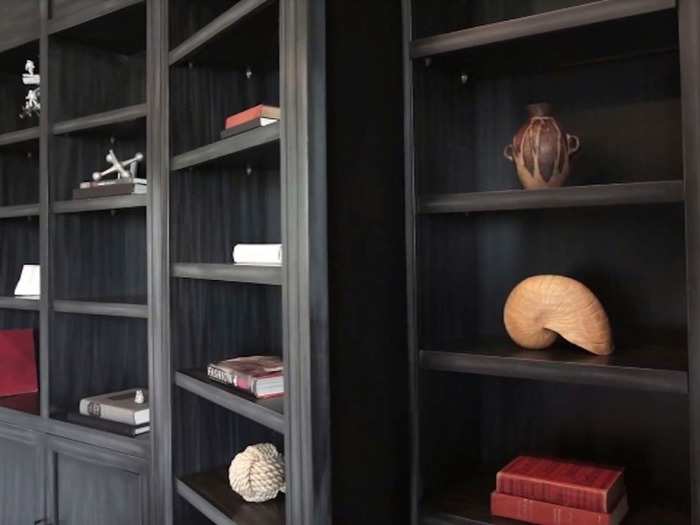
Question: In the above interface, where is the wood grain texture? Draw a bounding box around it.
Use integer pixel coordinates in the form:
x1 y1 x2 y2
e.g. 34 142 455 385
0 218 39 296
0 152 39 207
0 0 40 54
0 424 42 524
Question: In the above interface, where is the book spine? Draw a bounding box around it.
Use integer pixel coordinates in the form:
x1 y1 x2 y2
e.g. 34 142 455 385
207 365 256 395
491 492 617 525
497 472 609 513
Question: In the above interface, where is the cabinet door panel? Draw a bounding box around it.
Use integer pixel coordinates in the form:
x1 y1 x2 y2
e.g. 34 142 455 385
0 423 43 525
47 436 148 525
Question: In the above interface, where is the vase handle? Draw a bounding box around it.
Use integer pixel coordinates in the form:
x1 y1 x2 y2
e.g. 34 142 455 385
503 144 515 162
567 134 581 155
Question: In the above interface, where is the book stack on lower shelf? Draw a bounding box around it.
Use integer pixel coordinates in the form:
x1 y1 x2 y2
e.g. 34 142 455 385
491 456 628 525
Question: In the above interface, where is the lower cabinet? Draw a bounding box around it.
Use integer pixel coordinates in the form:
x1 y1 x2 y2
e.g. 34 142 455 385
46 436 149 525
0 423 44 525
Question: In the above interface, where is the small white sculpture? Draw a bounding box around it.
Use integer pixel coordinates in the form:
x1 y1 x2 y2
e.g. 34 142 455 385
229 443 286 503
20 60 40 119
92 150 144 182
134 389 145 405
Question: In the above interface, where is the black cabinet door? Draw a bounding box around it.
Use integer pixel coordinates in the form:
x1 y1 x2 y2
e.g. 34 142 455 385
46 435 148 525
0 422 44 525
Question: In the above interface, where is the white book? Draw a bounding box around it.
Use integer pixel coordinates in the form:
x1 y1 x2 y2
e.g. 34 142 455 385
232 244 283 266
79 388 149 425
14 264 40 298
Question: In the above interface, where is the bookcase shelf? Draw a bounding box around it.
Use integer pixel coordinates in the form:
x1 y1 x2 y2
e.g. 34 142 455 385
0 127 39 148
418 181 684 214
175 370 284 434
52 103 147 137
421 344 688 395
410 0 675 58
169 0 274 66
53 194 147 214
0 393 40 417
171 123 281 172
53 299 148 319
172 263 282 286
176 469 285 525
0 204 39 219
0 297 39 311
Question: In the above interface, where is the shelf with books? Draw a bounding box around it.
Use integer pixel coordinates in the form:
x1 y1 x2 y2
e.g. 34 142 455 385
52 103 147 137
53 194 147 214
176 469 285 525
418 181 684 215
420 342 688 395
175 370 284 434
171 123 281 172
53 299 148 319
172 263 282 286
410 0 675 58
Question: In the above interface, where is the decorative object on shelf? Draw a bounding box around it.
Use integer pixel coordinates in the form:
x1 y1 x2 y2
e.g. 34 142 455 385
229 443 286 503
221 104 280 139
79 388 150 425
232 243 283 266
0 329 38 398
73 149 146 200
492 455 628 525
19 59 40 119
503 275 613 355
208 355 284 398
14 264 40 299
504 103 580 190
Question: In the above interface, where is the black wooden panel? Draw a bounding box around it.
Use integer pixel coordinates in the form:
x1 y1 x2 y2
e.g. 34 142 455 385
171 168 280 264
53 209 146 302
50 314 147 413
0 218 39 296
0 424 42 525
0 151 39 207
169 0 242 51
414 47 681 195
48 38 145 122
0 0 40 53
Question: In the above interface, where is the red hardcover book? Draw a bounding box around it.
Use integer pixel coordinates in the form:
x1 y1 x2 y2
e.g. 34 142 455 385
0 329 38 397
496 456 626 513
207 355 284 399
224 104 280 130
491 492 628 525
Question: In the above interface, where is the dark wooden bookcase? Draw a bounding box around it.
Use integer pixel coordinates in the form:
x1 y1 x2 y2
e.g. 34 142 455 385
403 0 700 524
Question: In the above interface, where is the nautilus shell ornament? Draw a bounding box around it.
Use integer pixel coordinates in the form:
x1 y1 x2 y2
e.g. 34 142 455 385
503 275 613 355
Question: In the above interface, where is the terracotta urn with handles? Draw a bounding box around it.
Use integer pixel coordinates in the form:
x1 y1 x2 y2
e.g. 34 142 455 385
503 103 580 190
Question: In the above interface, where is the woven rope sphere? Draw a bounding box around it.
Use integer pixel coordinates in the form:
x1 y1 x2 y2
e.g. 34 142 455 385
229 443 286 503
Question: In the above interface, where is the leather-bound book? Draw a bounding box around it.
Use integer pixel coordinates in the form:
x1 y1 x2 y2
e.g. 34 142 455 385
221 104 280 139
496 456 625 513
491 491 628 525
0 329 38 397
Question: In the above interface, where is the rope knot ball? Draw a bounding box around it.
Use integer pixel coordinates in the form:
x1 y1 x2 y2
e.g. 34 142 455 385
229 443 286 502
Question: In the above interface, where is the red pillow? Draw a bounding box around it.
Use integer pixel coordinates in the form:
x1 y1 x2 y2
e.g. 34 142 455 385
0 329 38 397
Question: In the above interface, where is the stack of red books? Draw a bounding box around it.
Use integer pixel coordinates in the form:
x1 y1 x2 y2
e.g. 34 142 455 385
491 456 629 525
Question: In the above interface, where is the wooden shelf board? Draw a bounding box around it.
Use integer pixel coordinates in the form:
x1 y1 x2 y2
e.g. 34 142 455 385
421 471 689 525
418 181 684 214
48 0 144 36
53 103 147 136
53 194 147 214
176 370 284 434
169 0 274 66
48 414 150 459
411 0 676 59
421 342 688 395
0 204 40 219
171 123 280 172
0 127 39 147
53 299 148 319
177 469 285 525
0 393 40 417
0 296 40 311
172 263 282 286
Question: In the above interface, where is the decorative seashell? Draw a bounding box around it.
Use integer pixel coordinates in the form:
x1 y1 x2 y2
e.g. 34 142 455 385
229 443 286 503
503 275 613 355
504 103 581 190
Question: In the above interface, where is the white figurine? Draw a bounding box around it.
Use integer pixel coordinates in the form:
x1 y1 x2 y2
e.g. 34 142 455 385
20 59 40 118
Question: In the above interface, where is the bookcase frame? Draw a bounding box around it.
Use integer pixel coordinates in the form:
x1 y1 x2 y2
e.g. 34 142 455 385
403 0 700 524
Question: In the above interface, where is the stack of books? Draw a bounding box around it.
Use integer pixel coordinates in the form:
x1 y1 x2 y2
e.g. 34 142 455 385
220 104 280 139
491 456 628 525
207 355 284 399
67 388 150 437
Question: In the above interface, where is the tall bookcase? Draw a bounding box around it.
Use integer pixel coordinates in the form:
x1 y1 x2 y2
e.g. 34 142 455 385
403 0 700 524
0 0 334 523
